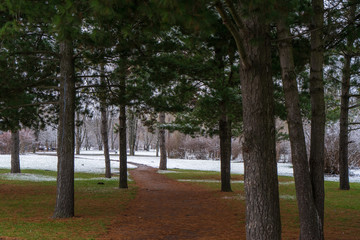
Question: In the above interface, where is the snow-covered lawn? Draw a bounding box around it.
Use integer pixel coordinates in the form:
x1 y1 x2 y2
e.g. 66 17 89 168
0 150 359 183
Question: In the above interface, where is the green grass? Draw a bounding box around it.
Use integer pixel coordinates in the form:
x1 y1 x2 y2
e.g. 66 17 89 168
0 169 136 240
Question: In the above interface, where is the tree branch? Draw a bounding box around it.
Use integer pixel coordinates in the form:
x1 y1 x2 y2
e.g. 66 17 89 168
215 1 250 69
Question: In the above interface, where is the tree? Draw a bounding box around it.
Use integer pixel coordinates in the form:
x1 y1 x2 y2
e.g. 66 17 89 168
309 0 325 234
10 130 20 173
215 1 281 238
276 3 323 238
99 64 111 178
158 112 167 170
339 0 357 190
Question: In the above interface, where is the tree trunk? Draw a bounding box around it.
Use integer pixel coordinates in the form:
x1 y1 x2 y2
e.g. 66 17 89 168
75 112 81 155
119 104 128 188
277 19 323 239
155 129 159 156
339 2 356 191
53 39 75 218
159 112 167 170
309 0 325 233
240 18 281 240
219 114 232 192
32 129 39 153
128 109 137 156
339 54 351 190
100 65 111 179
11 130 20 173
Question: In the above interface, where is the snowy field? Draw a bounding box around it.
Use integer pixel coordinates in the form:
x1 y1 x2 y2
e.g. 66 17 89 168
0 150 360 183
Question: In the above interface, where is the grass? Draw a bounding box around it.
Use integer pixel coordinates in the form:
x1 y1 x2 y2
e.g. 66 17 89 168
162 169 360 239
0 169 136 240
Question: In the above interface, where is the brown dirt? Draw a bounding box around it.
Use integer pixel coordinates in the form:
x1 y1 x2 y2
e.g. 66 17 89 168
99 164 246 240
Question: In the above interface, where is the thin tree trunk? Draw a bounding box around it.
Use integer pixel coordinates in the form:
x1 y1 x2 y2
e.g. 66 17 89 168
100 64 111 179
156 129 159 156
11 130 20 173
277 19 323 239
75 112 81 155
219 113 232 192
119 104 128 188
339 2 356 191
159 112 167 170
309 0 325 234
53 39 75 218
128 109 137 156
339 54 351 190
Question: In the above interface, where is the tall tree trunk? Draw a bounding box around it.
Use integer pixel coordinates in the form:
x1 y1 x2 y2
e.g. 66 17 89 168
216 3 281 239
240 27 281 240
277 19 323 239
11 130 20 173
339 54 351 190
53 39 75 218
159 112 167 170
309 0 325 233
339 1 356 191
100 64 111 179
219 113 232 192
119 104 128 188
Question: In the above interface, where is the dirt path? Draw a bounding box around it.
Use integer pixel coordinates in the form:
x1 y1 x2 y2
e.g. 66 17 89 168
99 163 245 240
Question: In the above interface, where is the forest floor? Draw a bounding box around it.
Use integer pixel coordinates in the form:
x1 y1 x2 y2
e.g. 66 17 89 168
99 163 246 240
99 163 360 240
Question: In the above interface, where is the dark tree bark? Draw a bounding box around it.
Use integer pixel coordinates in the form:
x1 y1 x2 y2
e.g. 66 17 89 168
240 26 281 240
11 130 20 173
53 39 76 218
309 0 325 233
100 64 111 179
339 2 356 191
339 55 351 190
219 113 232 192
159 112 167 170
216 3 281 239
277 19 323 239
119 104 128 188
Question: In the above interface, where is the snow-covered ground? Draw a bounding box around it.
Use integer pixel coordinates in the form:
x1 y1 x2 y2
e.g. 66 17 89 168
0 150 359 183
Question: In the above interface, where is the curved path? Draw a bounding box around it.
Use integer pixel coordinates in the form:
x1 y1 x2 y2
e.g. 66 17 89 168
99 163 245 240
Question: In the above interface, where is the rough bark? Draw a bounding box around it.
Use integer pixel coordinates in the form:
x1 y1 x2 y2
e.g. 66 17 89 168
240 18 281 240
339 2 356 191
159 112 167 170
219 114 232 192
309 0 325 233
100 64 111 179
216 2 282 238
11 130 20 173
53 39 75 218
277 19 323 239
